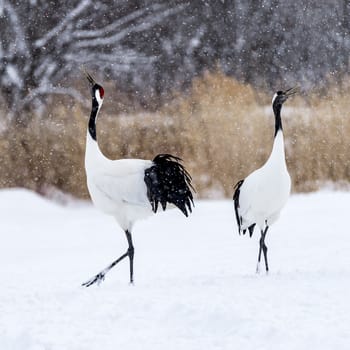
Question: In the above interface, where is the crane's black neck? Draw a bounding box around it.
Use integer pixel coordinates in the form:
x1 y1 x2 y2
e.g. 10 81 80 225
273 102 283 137
88 98 99 141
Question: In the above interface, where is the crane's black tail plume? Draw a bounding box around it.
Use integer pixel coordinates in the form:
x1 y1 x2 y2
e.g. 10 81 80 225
233 179 255 237
233 180 244 234
144 154 194 217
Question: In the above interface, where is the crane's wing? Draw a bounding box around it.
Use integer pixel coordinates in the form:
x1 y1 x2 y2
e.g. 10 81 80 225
90 159 152 207
88 156 194 216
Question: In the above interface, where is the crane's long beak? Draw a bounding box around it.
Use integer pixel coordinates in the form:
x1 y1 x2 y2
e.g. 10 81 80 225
81 67 96 85
284 86 299 98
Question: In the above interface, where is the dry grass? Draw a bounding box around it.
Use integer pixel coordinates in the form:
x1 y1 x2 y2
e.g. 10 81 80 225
165 72 350 196
0 103 87 197
1 71 350 199
286 90 350 192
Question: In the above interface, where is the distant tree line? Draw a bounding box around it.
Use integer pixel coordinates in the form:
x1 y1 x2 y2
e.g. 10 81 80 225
1 0 350 121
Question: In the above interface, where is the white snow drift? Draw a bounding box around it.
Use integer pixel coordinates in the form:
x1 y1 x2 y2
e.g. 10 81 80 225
0 189 349 350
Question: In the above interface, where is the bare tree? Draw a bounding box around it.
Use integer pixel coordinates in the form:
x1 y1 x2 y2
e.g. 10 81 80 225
0 0 187 123
1 0 350 124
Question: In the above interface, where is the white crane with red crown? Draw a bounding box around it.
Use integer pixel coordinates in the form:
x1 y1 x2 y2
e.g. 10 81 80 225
82 72 194 286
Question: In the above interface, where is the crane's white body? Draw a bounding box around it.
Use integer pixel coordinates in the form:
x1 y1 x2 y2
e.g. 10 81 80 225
85 133 153 231
238 130 291 230
234 88 296 272
82 76 194 285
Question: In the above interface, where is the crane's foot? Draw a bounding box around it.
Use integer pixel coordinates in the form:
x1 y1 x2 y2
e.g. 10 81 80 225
256 264 269 275
82 272 106 287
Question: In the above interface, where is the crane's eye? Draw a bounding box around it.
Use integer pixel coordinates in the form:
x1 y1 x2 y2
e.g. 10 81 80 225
99 87 104 99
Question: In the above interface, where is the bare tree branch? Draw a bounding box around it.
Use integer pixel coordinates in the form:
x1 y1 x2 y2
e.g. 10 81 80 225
0 0 188 121
34 0 92 47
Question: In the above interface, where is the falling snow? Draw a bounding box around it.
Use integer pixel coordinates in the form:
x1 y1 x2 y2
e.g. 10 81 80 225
1 2 350 349
1 1 350 116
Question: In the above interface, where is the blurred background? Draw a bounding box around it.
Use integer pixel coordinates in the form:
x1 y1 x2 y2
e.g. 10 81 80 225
1 0 350 199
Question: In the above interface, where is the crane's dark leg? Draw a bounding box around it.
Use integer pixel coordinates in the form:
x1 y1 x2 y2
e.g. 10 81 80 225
125 230 135 284
262 226 269 272
82 229 135 287
256 226 269 273
256 231 263 273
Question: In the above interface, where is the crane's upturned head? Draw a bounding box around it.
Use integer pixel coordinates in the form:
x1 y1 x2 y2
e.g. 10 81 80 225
272 87 298 107
84 70 105 104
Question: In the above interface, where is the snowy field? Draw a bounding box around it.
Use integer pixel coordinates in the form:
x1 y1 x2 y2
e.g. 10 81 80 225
1 189 350 350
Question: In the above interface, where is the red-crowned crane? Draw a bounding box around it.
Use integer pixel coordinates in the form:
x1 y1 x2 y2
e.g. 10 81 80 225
82 72 194 286
233 87 298 273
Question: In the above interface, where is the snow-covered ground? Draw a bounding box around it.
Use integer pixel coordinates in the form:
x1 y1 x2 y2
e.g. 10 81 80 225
1 189 349 350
